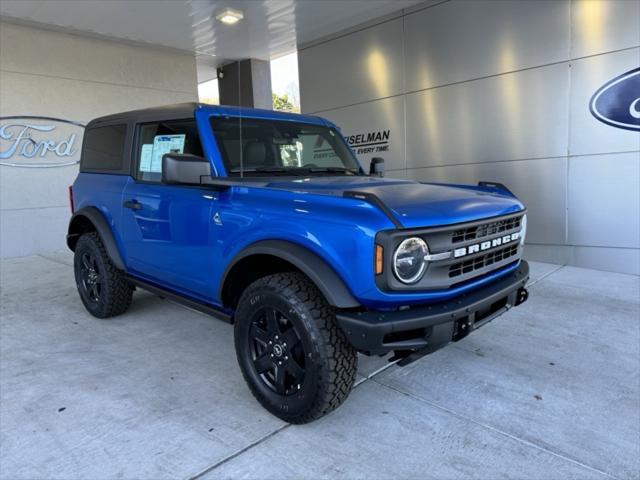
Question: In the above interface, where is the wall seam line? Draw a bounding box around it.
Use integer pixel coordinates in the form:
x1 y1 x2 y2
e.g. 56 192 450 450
297 0 450 52
0 15 210 58
381 150 640 171
0 68 196 96
526 243 639 251
306 45 640 115
0 204 69 212
401 4 408 174
565 0 574 249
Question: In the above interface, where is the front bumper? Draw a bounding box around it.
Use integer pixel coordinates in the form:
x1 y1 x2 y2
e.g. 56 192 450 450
336 260 530 357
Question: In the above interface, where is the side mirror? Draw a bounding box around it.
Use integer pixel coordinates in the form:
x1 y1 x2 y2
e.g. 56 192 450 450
162 154 211 185
369 157 385 177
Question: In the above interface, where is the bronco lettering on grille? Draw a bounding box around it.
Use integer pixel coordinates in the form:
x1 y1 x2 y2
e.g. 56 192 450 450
453 232 520 258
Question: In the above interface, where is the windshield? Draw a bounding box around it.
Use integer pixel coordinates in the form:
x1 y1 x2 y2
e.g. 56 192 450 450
210 117 363 177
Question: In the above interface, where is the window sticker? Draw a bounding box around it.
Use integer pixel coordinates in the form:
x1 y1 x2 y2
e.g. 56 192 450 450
150 134 186 173
139 144 154 172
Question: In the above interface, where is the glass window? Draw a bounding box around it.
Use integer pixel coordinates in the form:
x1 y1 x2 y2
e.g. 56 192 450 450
135 119 203 182
210 117 362 177
82 124 126 171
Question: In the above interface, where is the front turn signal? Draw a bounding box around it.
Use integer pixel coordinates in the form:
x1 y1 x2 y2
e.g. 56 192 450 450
375 244 384 275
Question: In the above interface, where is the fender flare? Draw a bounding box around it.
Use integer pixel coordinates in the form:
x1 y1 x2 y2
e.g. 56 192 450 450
67 207 125 271
220 240 360 309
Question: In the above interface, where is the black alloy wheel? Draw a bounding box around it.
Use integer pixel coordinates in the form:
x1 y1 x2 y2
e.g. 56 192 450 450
79 251 102 303
234 272 357 424
73 232 133 318
248 306 306 395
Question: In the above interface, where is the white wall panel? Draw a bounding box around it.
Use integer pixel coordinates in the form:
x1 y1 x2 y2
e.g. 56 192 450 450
386 169 407 179
0 164 76 211
299 18 404 113
525 244 639 276
572 246 639 276
0 207 69 258
320 96 405 171
524 244 573 267
568 152 640 249
571 0 640 59
0 71 195 124
404 0 570 92
569 48 640 156
405 157 568 246
0 22 197 93
405 63 569 167
0 22 197 258
297 0 639 274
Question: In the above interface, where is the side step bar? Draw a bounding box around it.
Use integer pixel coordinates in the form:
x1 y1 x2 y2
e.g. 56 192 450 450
127 276 232 323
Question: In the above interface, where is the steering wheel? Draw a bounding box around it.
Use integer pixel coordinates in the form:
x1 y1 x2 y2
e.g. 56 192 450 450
302 163 319 169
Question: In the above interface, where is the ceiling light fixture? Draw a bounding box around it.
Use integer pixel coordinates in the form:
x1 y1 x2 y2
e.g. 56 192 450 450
215 8 244 25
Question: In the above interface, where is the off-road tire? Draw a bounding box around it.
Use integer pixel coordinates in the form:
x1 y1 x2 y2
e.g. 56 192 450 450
234 272 358 424
74 232 133 318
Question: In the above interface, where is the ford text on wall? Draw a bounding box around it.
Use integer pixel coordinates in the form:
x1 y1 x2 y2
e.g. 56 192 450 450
0 21 197 258
0 117 84 167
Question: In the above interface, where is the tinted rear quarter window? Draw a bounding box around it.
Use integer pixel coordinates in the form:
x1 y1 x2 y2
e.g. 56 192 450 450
81 124 127 172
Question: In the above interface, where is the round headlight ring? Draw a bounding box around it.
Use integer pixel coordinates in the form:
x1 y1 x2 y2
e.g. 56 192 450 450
393 237 429 284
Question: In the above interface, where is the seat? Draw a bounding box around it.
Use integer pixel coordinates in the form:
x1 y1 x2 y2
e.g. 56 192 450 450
242 140 268 168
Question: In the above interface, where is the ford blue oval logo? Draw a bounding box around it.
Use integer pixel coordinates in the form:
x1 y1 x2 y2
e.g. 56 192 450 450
589 67 640 132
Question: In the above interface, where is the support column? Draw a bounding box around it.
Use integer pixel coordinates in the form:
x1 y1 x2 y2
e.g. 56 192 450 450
217 59 272 109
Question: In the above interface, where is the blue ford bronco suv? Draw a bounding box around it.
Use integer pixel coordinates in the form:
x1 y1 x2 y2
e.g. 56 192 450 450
67 103 529 423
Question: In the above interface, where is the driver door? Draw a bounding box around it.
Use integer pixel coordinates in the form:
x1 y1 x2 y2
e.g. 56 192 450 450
120 119 217 301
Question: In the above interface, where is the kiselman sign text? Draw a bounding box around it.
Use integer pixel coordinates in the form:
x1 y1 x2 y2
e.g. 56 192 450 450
345 130 390 155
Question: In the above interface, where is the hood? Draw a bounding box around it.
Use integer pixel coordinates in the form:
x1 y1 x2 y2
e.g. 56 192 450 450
265 176 524 229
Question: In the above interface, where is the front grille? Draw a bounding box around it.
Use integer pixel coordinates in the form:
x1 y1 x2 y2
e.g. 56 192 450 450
452 216 522 244
376 211 525 292
449 244 519 278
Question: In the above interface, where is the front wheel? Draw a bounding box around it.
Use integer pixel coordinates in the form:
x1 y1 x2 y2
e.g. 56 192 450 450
234 272 357 424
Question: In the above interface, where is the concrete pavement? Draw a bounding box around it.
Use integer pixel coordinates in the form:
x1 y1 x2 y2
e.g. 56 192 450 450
1 252 638 479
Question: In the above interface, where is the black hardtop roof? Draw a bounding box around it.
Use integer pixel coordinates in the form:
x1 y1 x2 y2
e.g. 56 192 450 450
86 103 200 128
85 103 328 129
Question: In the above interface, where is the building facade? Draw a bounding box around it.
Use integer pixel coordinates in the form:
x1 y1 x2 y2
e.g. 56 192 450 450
0 21 198 257
299 0 640 274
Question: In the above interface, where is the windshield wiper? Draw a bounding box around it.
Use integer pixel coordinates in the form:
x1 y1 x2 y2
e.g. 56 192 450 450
230 167 299 176
304 167 361 175
229 166 362 176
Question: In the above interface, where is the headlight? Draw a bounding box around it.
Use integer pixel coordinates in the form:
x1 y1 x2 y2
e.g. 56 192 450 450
520 214 527 245
393 237 428 284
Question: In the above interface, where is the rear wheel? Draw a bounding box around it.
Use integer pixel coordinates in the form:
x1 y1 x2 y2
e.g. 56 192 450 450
234 272 357 424
74 232 133 318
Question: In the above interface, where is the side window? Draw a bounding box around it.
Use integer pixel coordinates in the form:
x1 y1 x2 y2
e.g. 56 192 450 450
135 119 203 182
81 124 127 172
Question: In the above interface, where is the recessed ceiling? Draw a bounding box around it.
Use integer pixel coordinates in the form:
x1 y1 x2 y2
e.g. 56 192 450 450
0 0 426 82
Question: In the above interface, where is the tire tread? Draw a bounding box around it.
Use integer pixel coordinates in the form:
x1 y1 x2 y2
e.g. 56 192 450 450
236 272 357 424
75 232 133 318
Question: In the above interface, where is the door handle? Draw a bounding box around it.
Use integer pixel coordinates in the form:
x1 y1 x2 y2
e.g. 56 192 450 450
123 200 142 211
